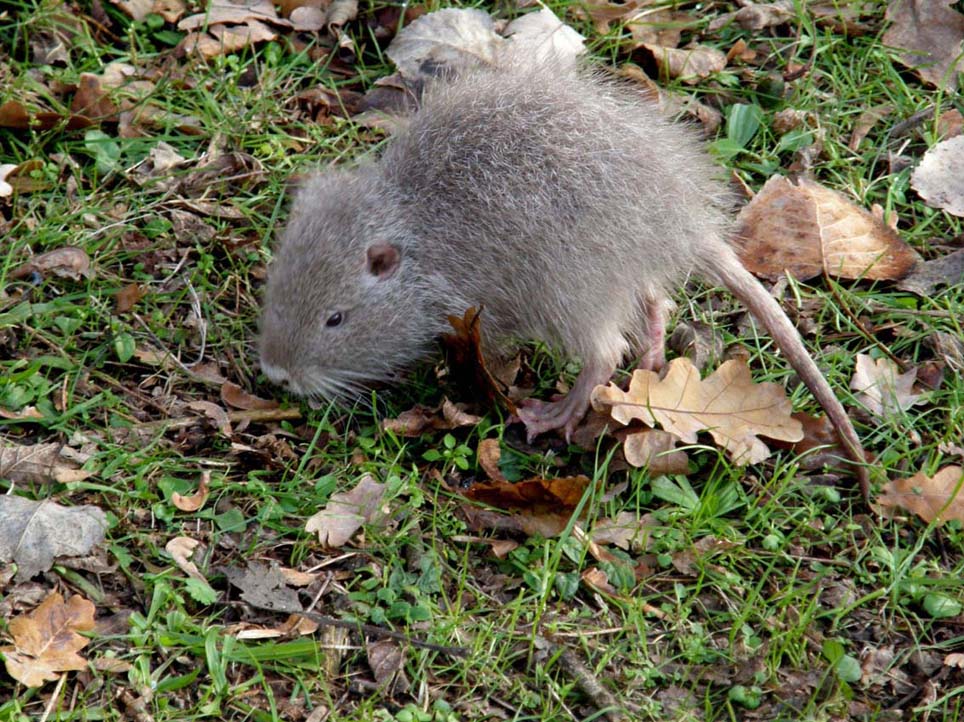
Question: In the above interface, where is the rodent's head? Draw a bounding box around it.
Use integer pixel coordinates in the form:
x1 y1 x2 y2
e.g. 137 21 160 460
258 169 442 401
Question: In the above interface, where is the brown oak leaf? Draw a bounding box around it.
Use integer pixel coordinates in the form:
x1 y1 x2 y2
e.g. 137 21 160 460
591 357 803 465
877 466 964 524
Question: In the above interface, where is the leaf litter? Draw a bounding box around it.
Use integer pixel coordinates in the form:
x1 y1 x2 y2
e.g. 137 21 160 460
3 0 964 715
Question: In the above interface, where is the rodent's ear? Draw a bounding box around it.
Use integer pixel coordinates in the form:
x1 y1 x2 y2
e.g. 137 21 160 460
366 244 401 280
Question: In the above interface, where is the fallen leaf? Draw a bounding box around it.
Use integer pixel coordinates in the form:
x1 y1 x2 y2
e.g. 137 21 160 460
71 73 118 121
577 0 643 34
114 283 146 313
380 398 482 437
883 0 964 91
367 639 409 694
0 442 93 484
304 474 389 547
186 400 233 437
768 412 850 471
154 0 186 23
849 104 894 150
0 593 96 687
220 381 279 410
622 429 690 474
458 476 592 537
627 7 692 48
325 0 357 29
591 511 660 551
177 0 287 30
10 247 93 281
503 8 585 67
0 496 108 582
477 437 506 482
709 0 794 31
449 534 518 558
671 535 737 576
165 537 208 583
735 175 921 281
441 307 517 412
897 248 964 295
638 43 727 84
108 0 153 20
910 135 964 217
171 471 210 512
877 466 964 524
222 561 303 611
937 108 963 138
386 8 503 80
927 331 964 373
945 652 964 668
850 354 924 418
581 566 618 595
592 358 803 465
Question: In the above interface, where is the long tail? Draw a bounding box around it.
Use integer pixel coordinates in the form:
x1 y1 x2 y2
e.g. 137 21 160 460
710 250 871 499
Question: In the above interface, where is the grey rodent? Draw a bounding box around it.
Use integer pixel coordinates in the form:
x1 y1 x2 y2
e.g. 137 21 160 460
259 60 869 494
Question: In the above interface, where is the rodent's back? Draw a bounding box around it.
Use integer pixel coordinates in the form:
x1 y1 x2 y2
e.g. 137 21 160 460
378 62 733 362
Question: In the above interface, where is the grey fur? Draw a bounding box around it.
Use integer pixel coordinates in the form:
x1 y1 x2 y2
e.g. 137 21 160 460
259 61 869 493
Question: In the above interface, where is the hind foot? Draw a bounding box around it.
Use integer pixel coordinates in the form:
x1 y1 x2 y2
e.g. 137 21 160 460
517 360 615 442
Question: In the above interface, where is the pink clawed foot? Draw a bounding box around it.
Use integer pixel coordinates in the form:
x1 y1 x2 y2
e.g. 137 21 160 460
637 296 668 371
517 360 616 442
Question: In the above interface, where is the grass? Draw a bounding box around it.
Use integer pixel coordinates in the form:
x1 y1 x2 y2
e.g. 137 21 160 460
2 0 964 720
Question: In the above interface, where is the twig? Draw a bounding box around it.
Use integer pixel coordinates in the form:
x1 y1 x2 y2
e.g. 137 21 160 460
134 407 302 432
537 633 627 722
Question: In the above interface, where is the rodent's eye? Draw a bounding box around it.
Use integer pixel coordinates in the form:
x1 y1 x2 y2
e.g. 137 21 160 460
326 312 344 328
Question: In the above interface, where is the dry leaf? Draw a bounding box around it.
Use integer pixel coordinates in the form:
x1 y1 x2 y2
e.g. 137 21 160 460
709 0 795 31
304 474 388 547
171 471 210 512
186 400 233 437
592 357 803 465
883 0 964 91
768 411 850 471
0 593 96 687
849 104 894 150
222 561 303 611
735 175 921 281
877 466 964 524
220 381 278 410
503 8 585 67
386 8 503 80
477 438 506 482
911 135 964 217
591 511 660 551
367 639 409 694
897 248 964 295
114 283 145 313
165 537 210 584
459 476 592 537
0 496 107 582
937 108 963 138
441 307 517 412
10 247 93 281
627 7 691 48
850 354 924 418
450 534 518 558
622 429 690 474
380 398 482 437
638 43 727 84
0 442 93 484
577 0 643 34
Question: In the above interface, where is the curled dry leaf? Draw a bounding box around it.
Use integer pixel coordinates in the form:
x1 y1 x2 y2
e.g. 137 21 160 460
304 474 389 547
850 354 924 418
114 283 146 313
165 537 208 583
622 429 690 474
627 7 692 48
108 0 153 21
592 357 803 465
477 437 506 482
0 593 96 687
381 398 482 437
883 0 964 91
171 471 210 512
450 534 519 558
877 466 964 524
910 135 964 217
367 639 409 694
441 307 517 412
735 175 920 281
0 496 107 582
10 247 93 281
186 400 233 437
